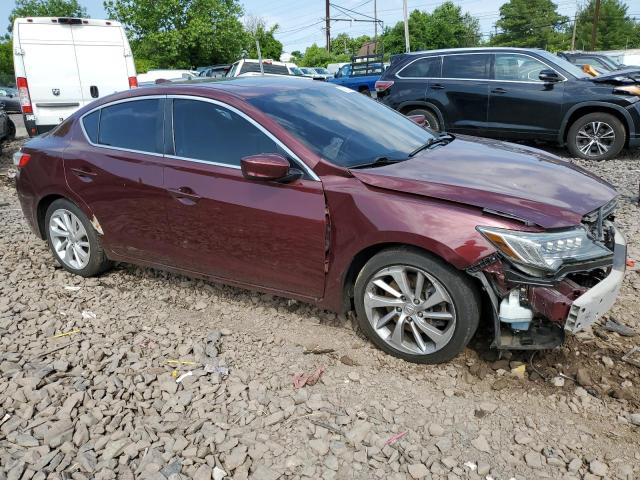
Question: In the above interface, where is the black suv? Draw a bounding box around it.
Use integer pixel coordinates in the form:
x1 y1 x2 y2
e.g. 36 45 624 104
376 47 640 160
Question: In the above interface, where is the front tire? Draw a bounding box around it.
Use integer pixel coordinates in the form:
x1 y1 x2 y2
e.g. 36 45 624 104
406 108 440 131
567 112 625 160
353 247 480 364
45 199 111 277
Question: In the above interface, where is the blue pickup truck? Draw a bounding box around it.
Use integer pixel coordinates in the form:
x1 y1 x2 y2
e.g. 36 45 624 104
328 55 385 96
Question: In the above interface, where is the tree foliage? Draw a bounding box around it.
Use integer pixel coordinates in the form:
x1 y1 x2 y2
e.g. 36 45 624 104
296 43 349 68
243 15 283 60
104 0 247 70
490 0 569 49
573 0 640 50
380 2 481 55
0 36 13 85
8 0 88 32
330 33 372 56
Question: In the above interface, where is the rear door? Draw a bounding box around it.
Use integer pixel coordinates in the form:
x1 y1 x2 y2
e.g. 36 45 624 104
17 22 83 128
71 24 132 105
429 53 491 134
487 52 564 140
394 55 441 112
65 97 171 262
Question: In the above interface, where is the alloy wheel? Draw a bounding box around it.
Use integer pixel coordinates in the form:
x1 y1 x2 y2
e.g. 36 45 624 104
575 121 615 158
49 208 91 270
363 265 456 356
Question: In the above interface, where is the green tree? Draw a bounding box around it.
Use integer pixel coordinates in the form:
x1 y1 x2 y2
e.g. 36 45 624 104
380 2 481 55
298 43 348 68
490 0 569 49
574 0 640 50
330 33 372 56
0 36 13 85
104 0 247 70
8 0 88 32
243 16 283 60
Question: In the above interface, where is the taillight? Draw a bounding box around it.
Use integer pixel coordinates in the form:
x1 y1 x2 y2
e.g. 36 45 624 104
128 76 138 88
13 151 31 168
375 80 394 93
17 77 33 114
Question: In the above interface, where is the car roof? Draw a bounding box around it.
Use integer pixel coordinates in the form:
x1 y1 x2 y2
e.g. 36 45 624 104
404 47 545 56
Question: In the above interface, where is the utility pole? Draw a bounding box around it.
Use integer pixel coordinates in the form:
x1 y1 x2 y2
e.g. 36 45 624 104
571 11 577 50
374 0 378 46
403 0 410 53
590 0 600 51
325 0 331 51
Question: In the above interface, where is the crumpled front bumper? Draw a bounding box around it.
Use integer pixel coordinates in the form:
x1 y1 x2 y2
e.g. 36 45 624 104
564 227 627 333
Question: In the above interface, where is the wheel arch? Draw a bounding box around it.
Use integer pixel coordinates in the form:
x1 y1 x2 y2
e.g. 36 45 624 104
560 102 633 146
340 241 468 313
36 194 66 239
398 101 445 127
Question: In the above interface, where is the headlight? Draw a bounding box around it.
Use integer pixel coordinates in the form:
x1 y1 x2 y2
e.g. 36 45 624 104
477 226 612 273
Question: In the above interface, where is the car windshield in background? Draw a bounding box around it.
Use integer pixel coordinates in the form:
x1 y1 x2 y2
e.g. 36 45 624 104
538 51 590 79
247 84 435 168
240 62 290 76
314 68 330 74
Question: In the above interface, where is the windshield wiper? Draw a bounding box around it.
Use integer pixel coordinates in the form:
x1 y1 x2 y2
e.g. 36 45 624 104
350 156 405 169
409 133 455 157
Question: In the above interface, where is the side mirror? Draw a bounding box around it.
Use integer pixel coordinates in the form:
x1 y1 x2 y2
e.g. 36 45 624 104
241 154 300 182
539 69 561 83
408 114 426 127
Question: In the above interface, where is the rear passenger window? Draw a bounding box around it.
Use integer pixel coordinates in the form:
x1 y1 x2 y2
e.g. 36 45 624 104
98 99 163 153
399 57 441 78
172 99 281 167
442 54 490 79
82 110 100 143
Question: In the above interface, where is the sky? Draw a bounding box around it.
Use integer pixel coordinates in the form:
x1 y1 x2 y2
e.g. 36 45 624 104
0 0 582 53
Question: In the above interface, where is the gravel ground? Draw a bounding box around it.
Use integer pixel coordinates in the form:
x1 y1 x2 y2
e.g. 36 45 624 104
1 138 639 480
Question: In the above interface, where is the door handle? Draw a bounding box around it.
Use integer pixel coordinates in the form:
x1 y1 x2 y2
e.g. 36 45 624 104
491 87 507 94
70 167 97 182
168 187 201 205
430 84 445 90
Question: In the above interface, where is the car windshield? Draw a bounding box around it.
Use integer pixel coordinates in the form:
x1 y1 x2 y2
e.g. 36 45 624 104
247 84 436 168
538 50 590 78
315 68 329 74
301 68 314 74
290 67 303 76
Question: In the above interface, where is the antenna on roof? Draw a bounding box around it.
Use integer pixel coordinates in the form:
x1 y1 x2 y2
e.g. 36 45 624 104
256 40 264 76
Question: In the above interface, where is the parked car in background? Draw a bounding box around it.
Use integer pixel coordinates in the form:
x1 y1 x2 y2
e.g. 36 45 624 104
0 108 16 153
286 64 306 77
311 67 333 80
198 65 230 78
377 47 640 160
138 70 197 85
13 77 626 364
0 86 21 113
328 55 385 96
599 49 640 69
327 62 349 75
227 59 290 77
558 51 623 72
12 17 137 137
297 67 324 80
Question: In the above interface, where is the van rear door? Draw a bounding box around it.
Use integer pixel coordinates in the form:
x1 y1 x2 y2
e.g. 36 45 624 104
17 22 83 129
71 24 132 106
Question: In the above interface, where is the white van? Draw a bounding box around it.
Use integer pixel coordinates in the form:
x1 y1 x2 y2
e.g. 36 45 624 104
12 17 137 136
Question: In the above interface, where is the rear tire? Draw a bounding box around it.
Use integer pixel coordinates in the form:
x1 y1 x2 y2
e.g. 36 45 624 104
406 108 440 131
359 87 371 97
353 247 480 364
566 112 625 160
45 199 112 277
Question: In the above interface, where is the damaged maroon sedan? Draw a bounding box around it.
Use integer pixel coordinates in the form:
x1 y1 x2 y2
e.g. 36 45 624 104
14 77 626 363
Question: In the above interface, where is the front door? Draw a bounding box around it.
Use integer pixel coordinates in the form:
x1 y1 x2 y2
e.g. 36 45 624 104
64 97 170 261
428 53 491 134
487 53 565 140
163 97 327 298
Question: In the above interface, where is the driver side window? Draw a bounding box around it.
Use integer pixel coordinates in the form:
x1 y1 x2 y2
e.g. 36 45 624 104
172 99 286 168
494 54 551 82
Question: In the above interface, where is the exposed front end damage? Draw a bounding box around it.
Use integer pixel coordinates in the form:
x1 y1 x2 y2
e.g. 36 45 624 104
469 203 627 350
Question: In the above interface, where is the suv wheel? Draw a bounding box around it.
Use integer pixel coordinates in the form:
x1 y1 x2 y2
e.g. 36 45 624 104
567 112 625 160
407 108 440 131
45 199 112 277
353 248 479 364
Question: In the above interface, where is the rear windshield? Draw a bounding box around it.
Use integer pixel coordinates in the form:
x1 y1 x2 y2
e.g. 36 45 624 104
246 84 435 168
239 62 290 76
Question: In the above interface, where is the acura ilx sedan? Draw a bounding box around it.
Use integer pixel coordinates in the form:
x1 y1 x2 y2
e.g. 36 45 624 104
14 77 626 363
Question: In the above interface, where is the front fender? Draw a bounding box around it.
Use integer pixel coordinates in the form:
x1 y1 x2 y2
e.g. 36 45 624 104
558 101 636 144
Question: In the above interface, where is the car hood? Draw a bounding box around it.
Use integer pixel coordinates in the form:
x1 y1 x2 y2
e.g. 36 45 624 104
350 136 617 229
589 67 640 84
